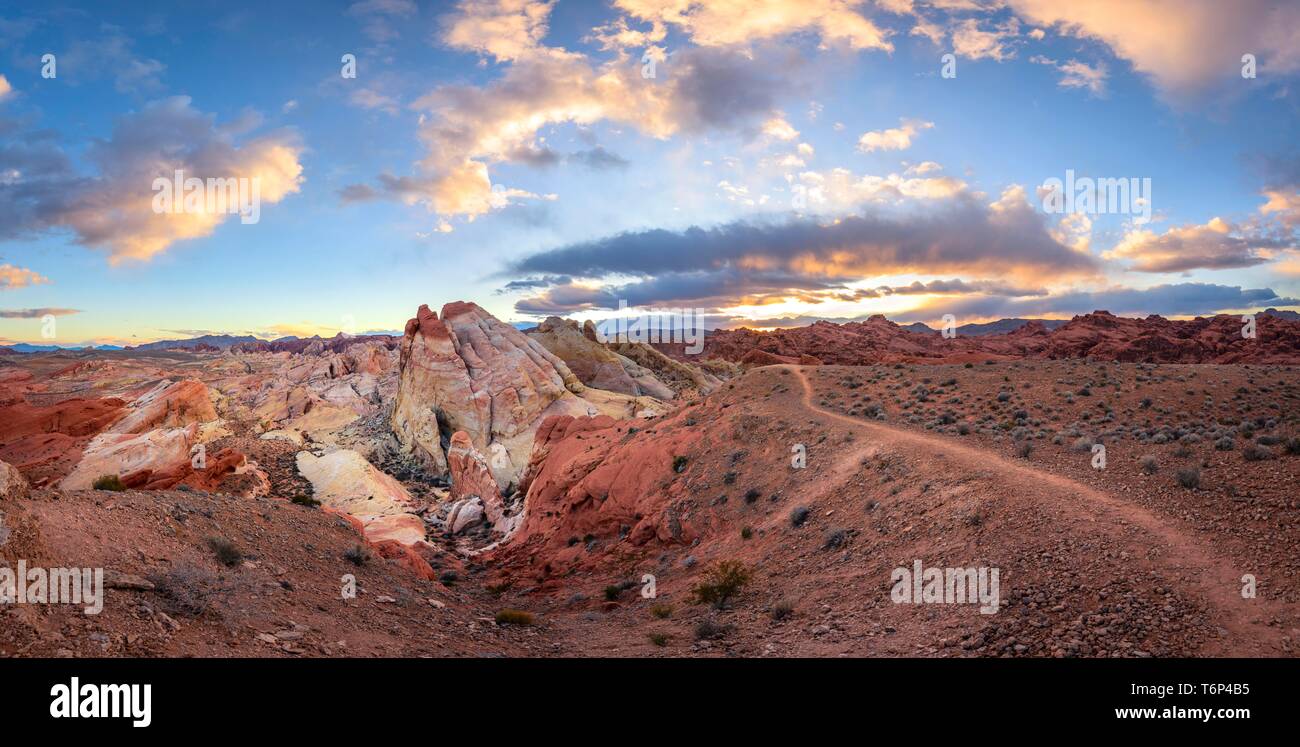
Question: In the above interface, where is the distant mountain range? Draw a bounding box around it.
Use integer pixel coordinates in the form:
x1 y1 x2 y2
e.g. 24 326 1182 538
900 318 1072 336
0 343 125 353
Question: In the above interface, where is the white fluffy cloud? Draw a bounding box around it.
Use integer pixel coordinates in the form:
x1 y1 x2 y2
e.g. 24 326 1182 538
857 118 933 152
612 0 893 51
1006 0 1300 98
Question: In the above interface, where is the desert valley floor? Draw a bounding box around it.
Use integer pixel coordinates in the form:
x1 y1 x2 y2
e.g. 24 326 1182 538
1 304 1298 657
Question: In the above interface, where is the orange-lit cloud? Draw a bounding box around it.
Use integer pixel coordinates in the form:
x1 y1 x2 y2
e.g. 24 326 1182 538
613 0 893 51
0 264 48 290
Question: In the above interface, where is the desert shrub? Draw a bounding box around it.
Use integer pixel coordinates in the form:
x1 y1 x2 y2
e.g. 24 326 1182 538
789 506 811 527
92 474 127 491
648 632 670 647
693 620 733 640
672 455 689 473
603 585 622 601
1243 445 1273 461
1215 436 1235 451
744 488 761 504
291 493 320 507
1176 467 1201 490
148 563 221 617
1140 455 1158 475
822 528 849 550
1286 437 1300 456
206 536 243 568
722 471 737 485
690 560 752 609
439 571 459 585
1015 441 1033 458
741 526 753 540
344 544 370 566
771 598 796 621
495 609 534 626
650 604 673 619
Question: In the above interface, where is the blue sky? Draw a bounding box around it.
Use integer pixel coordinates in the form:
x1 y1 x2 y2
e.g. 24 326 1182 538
1 0 1298 345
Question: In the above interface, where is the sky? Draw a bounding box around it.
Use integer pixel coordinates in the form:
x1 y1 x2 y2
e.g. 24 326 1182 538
0 0 1298 346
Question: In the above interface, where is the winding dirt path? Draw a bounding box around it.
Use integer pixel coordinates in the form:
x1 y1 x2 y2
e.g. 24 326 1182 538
782 364 1290 655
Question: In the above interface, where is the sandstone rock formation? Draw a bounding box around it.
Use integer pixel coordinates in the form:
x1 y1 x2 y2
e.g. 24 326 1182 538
295 449 423 544
391 302 669 491
0 458 28 501
62 424 201 490
527 317 674 399
108 379 217 434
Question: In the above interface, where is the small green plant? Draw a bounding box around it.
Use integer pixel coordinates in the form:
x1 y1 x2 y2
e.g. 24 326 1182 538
648 632 670 647
439 571 459 586
495 609 534 626
1176 467 1201 490
690 560 752 610
92 474 127 491
650 603 673 619
740 526 753 540
672 455 689 473
292 493 321 507
206 536 243 568
603 584 622 601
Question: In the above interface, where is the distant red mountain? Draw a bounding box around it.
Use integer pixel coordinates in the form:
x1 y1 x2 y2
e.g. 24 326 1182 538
653 311 1300 365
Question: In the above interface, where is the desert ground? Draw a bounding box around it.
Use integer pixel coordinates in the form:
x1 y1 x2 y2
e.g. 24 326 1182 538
1 305 1297 657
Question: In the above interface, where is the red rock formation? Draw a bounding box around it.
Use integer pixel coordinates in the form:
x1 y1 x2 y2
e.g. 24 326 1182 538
657 312 1300 365
447 431 505 527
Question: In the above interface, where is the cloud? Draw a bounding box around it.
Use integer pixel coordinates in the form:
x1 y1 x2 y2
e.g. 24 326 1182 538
1103 217 1290 272
612 0 893 51
951 17 1020 61
0 97 304 263
0 74 12 101
61 25 166 93
792 166 968 213
1005 0 1300 99
351 44 801 218
857 118 933 152
441 0 556 61
506 187 1098 312
0 263 49 290
0 307 79 319
1055 59 1108 95
349 0 419 45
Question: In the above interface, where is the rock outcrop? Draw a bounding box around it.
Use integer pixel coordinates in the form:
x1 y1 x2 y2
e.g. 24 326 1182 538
391 302 668 491
527 317 674 399
62 424 202 490
0 458 28 501
108 379 217 434
295 449 418 533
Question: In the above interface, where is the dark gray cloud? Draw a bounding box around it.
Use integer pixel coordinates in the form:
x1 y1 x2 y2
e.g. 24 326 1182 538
0 307 80 318
507 195 1097 314
891 283 1299 322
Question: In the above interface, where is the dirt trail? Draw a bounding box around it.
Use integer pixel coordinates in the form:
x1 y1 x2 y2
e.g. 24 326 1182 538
782 365 1290 655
